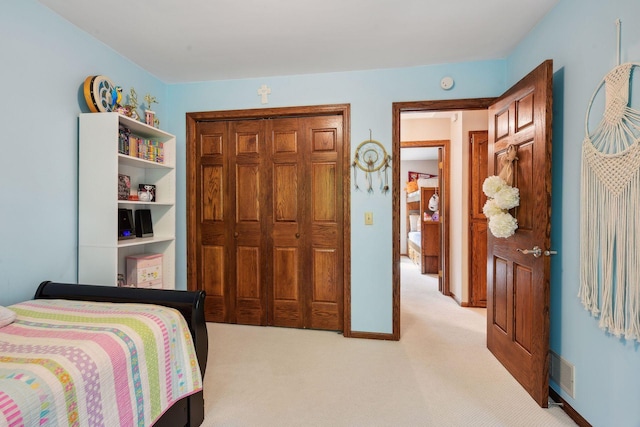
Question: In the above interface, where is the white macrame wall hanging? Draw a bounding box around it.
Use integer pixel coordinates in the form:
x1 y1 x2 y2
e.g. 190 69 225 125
579 22 640 342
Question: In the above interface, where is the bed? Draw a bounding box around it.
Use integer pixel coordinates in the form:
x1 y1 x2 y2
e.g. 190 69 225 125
406 178 440 274
0 281 207 427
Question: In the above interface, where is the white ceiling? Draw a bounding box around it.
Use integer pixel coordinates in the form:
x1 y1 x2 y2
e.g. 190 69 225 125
38 0 559 83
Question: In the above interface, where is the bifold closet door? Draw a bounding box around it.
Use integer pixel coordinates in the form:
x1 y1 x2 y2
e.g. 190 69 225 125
194 119 268 325
194 114 343 331
229 120 269 325
267 118 305 328
302 115 344 331
266 115 344 330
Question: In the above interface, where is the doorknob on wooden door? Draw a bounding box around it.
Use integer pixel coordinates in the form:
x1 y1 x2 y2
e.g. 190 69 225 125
517 246 542 257
517 246 557 258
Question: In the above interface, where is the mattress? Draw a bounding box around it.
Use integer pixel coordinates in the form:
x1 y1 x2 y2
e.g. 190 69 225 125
0 299 202 427
408 231 422 247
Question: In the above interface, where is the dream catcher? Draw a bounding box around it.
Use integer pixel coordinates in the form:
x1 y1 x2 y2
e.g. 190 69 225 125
352 132 392 194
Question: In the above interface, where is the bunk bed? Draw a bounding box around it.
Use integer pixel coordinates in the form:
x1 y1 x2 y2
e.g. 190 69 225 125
406 178 441 274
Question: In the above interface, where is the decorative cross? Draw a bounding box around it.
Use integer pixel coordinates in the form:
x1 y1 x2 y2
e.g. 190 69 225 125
257 84 271 104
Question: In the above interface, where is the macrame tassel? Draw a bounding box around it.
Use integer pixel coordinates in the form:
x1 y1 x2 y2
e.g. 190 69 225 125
580 141 640 340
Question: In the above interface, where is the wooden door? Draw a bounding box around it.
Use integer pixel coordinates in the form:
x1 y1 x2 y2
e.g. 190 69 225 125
469 131 488 307
192 119 268 325
486 60 553 407
303 115 344 331
265 115 344 330
267 117 305 328
189 109 345 331
191 120 229 323
230 120 269 326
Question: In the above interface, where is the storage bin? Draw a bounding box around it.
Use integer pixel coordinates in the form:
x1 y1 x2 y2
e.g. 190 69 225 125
126 253 163 288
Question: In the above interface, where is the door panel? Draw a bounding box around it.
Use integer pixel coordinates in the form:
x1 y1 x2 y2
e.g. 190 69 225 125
306 116 343 331
514 264 533 352
195 121 229 322
487 60 553 407
312 163 337 221
268 118 304 328
231 120 268 326
493 256 508 332
201 245 225 320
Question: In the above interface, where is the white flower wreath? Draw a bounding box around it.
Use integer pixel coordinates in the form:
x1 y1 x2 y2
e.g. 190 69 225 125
482 175 519 238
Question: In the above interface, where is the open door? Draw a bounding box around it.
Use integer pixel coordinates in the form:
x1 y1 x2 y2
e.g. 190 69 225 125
486 60 553 407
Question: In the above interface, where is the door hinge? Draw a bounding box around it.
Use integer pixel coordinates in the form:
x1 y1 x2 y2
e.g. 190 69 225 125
438 270 443 277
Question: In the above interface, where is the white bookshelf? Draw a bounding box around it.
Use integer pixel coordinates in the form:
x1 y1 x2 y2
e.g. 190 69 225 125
78 113 176 289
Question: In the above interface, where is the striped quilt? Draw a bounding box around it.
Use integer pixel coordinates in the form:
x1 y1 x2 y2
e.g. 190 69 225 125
0 299 202 427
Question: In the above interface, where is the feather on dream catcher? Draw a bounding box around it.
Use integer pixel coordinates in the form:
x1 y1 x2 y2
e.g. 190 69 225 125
352 132 392 194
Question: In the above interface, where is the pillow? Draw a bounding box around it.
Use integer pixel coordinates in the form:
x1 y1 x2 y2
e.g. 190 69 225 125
406 181 418 193
0 305 16 327
409 214 420 231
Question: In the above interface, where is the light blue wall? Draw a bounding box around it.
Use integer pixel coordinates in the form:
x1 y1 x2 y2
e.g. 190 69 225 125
166 62 505 333
0 1 167 305
507 1 640 425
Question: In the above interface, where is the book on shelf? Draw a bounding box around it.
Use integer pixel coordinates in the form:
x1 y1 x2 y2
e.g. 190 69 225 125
117 126 164 164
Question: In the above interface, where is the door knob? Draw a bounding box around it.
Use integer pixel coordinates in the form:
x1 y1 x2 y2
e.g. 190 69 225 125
517 246 542 258
234 232 239 238
295 233 300 238
517 246 557 258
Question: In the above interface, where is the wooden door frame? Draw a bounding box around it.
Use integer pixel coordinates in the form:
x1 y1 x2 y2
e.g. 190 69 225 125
186 104 353 336
392 99 494 340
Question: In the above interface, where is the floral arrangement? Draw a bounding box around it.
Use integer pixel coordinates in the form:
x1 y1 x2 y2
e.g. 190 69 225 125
482 175 519 238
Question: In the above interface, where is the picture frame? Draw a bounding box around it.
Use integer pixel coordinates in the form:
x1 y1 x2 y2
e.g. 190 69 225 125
138 183 156 202
118 174 131 200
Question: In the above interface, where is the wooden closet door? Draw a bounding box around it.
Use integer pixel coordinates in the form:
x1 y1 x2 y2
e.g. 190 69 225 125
192 119 268 325
267 118 305 328
304 115 344 331
267 115 344 330
193 120 230 323
230 120 269 325
191 112 344 331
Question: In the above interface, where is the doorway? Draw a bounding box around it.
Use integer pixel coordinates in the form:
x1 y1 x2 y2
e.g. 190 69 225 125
392 98 494 340
393 60 554 408
398 113 449 291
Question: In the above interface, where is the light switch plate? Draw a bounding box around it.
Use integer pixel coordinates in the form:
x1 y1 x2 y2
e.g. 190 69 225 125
365 212 373 225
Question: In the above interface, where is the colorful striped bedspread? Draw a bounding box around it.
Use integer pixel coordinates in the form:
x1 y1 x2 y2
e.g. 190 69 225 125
0 299 202 427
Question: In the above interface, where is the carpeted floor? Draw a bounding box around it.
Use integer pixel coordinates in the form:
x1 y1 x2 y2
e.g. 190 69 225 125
201 257 576 426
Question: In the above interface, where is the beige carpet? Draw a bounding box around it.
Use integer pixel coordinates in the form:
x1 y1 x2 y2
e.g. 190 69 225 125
201 257 576 426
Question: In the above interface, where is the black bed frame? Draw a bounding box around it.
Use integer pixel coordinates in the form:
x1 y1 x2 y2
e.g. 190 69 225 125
34 281 207 427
